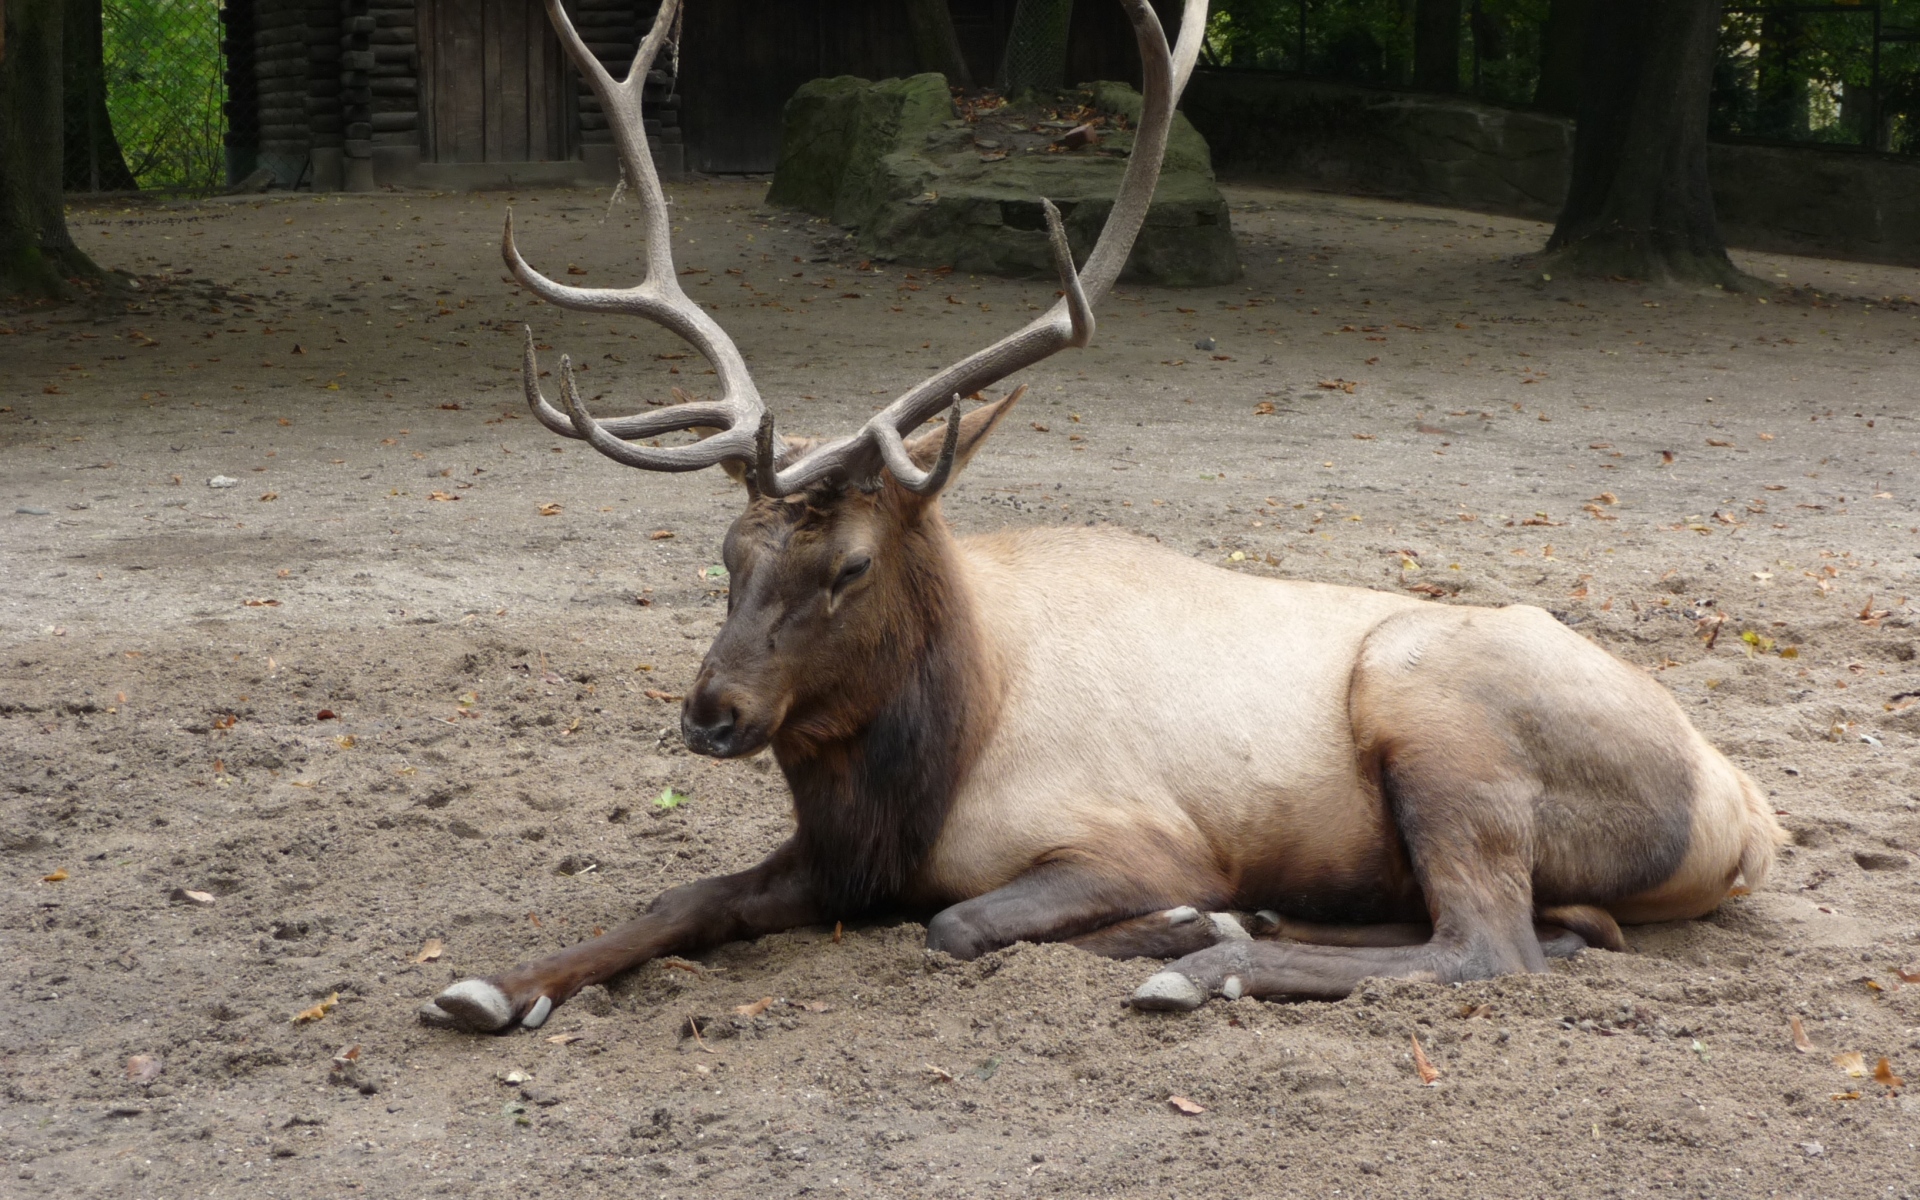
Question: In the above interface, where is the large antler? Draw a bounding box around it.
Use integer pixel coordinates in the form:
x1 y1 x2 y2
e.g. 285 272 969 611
507 0 764 471
519 0 1208 491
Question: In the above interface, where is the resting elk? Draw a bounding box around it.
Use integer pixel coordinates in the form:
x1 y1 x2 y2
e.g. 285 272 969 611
420 0 1783 1034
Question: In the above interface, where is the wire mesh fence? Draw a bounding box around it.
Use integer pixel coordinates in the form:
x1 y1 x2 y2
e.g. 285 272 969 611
100 0 228 191
1199 0 1920 155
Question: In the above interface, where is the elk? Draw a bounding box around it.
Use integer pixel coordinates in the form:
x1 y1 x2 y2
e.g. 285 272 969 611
420 0 1783 1034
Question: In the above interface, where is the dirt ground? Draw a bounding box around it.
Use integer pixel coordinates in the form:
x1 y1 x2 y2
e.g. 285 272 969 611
3 177 1918 1200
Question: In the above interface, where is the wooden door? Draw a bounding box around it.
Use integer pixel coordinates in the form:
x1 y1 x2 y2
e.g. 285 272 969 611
420 0 573 163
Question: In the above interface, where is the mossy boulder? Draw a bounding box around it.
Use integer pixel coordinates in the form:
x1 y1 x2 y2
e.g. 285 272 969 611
768 75 1239 287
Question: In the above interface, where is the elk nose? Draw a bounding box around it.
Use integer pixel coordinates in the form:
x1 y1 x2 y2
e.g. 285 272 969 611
680 700 737 758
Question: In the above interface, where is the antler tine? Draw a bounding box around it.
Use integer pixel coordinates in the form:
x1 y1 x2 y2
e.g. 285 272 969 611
509 0 766 473
762 0 1206 497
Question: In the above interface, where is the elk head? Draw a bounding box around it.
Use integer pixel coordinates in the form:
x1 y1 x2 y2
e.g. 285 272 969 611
509 0 1206 760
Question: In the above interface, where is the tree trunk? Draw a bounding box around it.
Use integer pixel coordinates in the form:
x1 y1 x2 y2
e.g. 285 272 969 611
906 0 972 90
1413 0 1461 94
64 0 137 192
1543 0 1742 287
1001 0 1074 95
2 0 100 297
1532 0 1589 116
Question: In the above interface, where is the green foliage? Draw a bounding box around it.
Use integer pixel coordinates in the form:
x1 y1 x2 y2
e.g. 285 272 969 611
104 0 226 190
1712 1 1920 153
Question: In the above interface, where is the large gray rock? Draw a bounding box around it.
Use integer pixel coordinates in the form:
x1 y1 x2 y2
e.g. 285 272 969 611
768 75 1240 286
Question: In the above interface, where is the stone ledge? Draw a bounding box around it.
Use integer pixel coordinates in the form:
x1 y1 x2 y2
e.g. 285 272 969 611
768 74 1240 286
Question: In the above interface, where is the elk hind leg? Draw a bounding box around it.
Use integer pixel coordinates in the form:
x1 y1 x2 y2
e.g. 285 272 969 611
1259 909 1618 958
1135 744 1549 1010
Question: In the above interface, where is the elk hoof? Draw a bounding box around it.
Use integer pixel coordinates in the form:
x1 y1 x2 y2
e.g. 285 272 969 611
1209 913 1253 942
521 995 553 1029
1164 906 1201 926
1130 970 1206 1012
419 978 515 1032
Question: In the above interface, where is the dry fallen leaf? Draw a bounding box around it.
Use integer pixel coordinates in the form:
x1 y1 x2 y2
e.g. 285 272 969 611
547 1033 585 1045
171 887 216 906
412 937 445 964
1898 967 1920 984
924 1063 954 1082
1873 1057 1904 1089
41 869 68 883
125 1054 163 1084
331 1044 362 1069
1830 1090 1862 1102
1410 1033 1441 1085
293 992 340 1024
537 502 563 517
732 996 775 1018
1167 1095 1207 1115
1251 401 1274 416
649 529 675 540
1791 1016 1815 1054
1834 1050 1868 1078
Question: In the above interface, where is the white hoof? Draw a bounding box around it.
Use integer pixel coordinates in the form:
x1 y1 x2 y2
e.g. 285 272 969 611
1221 974 1244 1000
424 979 514 1032
1208 913 1252 942
522 995 553 1029
1131 970 1206 1012
1164 906 1201 926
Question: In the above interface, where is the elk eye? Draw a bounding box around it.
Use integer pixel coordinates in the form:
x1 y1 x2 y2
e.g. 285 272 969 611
832 555 871 592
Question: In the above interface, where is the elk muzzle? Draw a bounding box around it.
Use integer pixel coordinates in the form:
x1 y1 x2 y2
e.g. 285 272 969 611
680 662 780 759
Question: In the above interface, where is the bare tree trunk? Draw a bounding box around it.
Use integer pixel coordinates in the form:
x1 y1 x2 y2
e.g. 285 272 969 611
1543 0 1742 287
1532 0 1589 115
1001 0 1074 95
906 0 972 89
2 0 101 297
64 0 138 192
1413 0 1461 94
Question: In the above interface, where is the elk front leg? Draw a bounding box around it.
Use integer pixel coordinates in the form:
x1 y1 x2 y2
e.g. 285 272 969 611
924 853 1237 962
421 840 820 1033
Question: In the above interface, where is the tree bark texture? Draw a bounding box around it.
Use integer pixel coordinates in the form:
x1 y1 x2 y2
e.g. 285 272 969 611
906 0 972 90
1412 0 1461 94
1001 0 1074 95
63 0 136 191
2 0 100 297
1544 0 1740 286
1532 0 1588 115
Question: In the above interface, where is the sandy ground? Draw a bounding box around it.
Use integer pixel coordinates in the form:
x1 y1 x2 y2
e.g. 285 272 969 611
2 178 1918 1199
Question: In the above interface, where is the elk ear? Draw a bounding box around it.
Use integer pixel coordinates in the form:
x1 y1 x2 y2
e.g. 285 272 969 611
903 386 1025 483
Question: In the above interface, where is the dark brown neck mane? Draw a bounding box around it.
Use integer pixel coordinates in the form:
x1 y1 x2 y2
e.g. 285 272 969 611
771 507 994 917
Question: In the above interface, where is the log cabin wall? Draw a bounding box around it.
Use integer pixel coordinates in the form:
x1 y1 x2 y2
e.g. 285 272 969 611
221 1 1164 188
219 1 260 182
251 0 314 186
